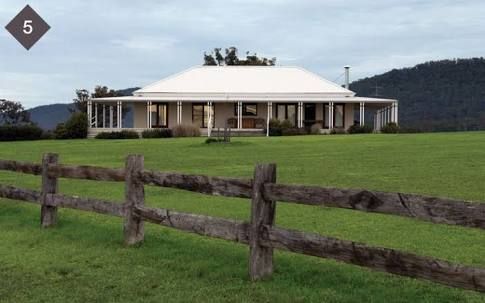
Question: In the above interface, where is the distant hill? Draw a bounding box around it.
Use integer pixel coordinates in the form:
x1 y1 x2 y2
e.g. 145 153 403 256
350 58 485 131
28 87 140 129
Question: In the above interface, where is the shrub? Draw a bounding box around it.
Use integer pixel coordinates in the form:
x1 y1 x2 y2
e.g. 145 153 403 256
281 128 307 136
381 122 400 134
310 123 322 134
141 129 173 138
172 124 201 137
330 128 346 135
54 112 88 139
95 130 139 139
205 138 225 144
279 119 293 130
347 124 373 134
0 124 43 141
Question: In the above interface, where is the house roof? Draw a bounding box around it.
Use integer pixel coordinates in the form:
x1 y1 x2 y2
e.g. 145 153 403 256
134 66 355 97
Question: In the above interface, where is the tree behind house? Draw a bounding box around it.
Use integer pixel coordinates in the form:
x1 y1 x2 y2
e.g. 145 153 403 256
203 47 276 66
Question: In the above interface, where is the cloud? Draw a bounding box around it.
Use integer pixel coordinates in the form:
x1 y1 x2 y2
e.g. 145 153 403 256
111 36 179 51
1 0 485 106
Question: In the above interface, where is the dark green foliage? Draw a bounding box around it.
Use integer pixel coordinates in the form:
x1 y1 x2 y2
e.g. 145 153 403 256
350 58 485 132
281 128 308 136
0 99 30 125
330 128 346 135
381 122 400 134
203 47 276 66
95 131 139 139
141 129 173 138
0 124 43 141
205 138 223 144
54 112 88 139
347 124 373 134
268 119 309 136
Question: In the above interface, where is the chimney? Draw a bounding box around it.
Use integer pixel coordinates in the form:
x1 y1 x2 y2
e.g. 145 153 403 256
344 65 351 90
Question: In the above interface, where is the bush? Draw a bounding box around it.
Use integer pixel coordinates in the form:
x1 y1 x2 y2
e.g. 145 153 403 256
0 124 43 141
95 130 139 139
54 112 88 139
280 119 293 129
381 122 400 134
310 123 322 134
281 128 308 136
268 119 310 136
141 129 173 138
172 124 200 137
347 124 373 134
330 128 346 135
205 138 226 144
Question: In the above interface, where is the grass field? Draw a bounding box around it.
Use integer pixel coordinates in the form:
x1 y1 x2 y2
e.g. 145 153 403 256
0 133 485 302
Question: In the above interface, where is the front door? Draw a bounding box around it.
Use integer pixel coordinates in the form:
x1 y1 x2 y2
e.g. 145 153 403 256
304 103 316 127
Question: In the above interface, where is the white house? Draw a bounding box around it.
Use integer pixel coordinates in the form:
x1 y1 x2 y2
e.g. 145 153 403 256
89 65 398 137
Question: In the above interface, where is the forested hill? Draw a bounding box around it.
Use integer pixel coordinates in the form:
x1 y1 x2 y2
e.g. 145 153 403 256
350 58 485 131
28 87 140 129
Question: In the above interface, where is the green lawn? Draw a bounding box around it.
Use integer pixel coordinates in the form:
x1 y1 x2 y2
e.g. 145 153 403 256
0 133 484 302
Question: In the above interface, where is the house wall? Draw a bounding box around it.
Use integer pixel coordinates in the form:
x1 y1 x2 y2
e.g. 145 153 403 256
133 103 147 128
132 101 356 130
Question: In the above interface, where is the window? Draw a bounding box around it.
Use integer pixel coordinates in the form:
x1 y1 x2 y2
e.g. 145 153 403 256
275 103 297 126
234 103 257 116
334 104 344 128
192 103 214 128
323 103 345 128
151 103 168 128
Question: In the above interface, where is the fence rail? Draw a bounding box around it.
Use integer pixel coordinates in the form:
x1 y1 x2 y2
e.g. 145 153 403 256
0 155 484 292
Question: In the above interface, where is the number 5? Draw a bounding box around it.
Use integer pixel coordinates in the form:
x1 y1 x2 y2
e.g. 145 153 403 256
23 20 33 35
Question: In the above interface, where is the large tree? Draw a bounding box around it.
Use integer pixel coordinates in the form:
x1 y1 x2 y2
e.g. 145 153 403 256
72 86 119 113
203 47 276 66
0 99 30 125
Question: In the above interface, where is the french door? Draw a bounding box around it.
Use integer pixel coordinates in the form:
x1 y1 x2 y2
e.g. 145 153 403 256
151 103 168 128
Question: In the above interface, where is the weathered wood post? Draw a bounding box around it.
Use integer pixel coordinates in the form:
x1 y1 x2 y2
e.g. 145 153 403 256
123 154 145 246
249 163 277 281
40 153 58 227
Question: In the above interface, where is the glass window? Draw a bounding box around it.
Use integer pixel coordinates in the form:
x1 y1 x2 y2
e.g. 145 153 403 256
234 103 258 116
192 104 214 128
324 104 330 128
334 104 344 128
277 105 286 121
151 103 168 128
287 105 296 126
276 104 297 126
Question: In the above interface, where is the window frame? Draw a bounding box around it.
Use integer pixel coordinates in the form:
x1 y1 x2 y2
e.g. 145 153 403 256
151 102 169 128
234 103 258 116
192 103 214 128
275 103 297 126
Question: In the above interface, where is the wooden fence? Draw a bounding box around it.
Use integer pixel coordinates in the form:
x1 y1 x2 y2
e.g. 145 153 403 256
0 153 484 292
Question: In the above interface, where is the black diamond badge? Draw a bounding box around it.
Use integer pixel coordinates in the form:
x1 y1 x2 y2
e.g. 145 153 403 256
5 5 50 50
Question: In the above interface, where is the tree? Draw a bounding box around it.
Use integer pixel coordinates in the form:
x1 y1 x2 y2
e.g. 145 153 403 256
0 99 30 125
203 47 276 66
71 89 90 113
72 86 119 113
91 86 118 98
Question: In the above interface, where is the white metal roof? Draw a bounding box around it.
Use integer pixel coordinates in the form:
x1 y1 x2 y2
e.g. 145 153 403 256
134 66 355 97
91 65 397 104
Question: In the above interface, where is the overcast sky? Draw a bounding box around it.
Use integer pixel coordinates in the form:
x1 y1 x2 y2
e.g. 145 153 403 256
1 0 484 108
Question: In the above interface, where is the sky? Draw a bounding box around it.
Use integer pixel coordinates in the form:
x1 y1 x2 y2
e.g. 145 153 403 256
1 0 485 108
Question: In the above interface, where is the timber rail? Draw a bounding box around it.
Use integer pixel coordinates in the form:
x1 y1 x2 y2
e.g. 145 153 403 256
0 154 484 292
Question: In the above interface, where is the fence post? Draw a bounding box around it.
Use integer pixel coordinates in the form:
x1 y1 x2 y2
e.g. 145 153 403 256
40 153 58 228
249 163 277 281
123 154 145 246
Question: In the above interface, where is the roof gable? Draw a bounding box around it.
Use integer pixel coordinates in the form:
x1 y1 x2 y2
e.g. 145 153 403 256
134 66 355 97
